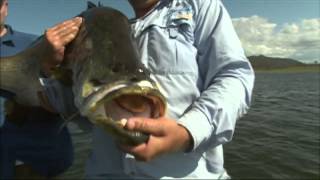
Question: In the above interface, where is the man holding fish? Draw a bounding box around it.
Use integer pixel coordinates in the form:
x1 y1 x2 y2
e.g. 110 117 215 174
0 0 73 179
28 0 255 179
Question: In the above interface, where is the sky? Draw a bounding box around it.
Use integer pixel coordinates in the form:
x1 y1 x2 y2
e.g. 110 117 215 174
5 0 320 63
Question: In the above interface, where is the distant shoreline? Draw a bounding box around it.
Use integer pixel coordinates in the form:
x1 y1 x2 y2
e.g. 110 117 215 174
247 55 320 73
253 65 320 73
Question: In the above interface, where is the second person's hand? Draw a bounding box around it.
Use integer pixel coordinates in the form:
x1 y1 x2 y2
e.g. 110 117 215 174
41 17 83 75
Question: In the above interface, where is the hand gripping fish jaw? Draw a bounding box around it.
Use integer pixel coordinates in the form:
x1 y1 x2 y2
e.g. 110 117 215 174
80 80 166 146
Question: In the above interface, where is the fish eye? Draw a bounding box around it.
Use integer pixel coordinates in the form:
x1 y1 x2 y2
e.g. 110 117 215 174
90 79 103 86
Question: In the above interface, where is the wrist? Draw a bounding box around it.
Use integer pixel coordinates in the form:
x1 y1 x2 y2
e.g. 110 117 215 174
178 124 194 153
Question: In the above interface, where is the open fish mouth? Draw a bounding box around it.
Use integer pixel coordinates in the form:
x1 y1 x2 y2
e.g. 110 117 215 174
80 80 166 146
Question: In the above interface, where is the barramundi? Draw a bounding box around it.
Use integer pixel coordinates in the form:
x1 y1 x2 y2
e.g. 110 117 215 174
0 6 166 146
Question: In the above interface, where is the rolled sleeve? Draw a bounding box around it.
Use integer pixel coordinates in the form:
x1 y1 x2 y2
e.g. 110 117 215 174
178 77 250 152
177 108 212 152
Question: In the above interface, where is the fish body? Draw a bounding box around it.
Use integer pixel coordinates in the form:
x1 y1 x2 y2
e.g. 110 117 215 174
0 7 166 145
0 42 44 106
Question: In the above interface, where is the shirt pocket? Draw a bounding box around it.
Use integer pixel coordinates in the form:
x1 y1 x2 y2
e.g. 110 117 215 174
145 4 197 74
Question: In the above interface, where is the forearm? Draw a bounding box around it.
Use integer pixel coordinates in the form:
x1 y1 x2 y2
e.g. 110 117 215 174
178 71 252 151
178 0 255 152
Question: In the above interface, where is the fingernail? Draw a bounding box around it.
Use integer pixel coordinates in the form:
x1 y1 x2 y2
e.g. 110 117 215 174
120 118 127 127
76 17 83 22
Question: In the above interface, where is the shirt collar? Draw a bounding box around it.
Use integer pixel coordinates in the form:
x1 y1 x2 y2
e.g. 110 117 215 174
129 0 170 23
1 24 15 47
4 24 14 35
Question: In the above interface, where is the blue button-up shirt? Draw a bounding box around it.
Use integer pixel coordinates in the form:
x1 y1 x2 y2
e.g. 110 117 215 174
83 0 255 179
0 25 36 57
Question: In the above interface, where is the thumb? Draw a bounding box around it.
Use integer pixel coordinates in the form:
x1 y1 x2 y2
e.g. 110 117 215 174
126 117 165 136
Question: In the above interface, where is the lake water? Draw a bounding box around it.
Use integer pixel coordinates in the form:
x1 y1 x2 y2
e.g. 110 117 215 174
62 72 320 179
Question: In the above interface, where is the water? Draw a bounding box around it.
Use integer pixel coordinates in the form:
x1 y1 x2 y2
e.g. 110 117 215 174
62 72 320 179
225 72 320 179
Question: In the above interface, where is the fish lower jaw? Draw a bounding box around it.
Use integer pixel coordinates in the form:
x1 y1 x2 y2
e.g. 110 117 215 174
88 103 149 146
79 80 166 118
78 80 167 145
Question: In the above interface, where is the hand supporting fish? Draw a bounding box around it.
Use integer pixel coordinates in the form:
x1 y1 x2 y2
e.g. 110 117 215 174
42 17 83 76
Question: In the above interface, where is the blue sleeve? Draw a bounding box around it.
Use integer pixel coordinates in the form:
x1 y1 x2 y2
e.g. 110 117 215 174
177 0 255 152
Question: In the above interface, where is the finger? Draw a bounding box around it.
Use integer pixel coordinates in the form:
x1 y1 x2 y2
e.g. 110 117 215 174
45 17 82 47
60 17 83 32
119 137 164 162
59 29 78 45
46 17 82 40
73 17 83 26
54 25 81 45
55 19 82 37
49 17 82 33
119 143 146 154
126 117 165 136
119 142 152 161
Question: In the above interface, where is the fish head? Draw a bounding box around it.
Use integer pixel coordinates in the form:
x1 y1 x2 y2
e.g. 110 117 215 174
65 7 152 88
63 7 166 145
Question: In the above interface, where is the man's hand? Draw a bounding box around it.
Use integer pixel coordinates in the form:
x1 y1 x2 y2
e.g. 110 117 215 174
120 117 193 162
41 17 83 75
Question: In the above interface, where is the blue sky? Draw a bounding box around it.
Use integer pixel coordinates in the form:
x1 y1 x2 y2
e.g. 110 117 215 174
7 0 134 34
6 0 319 34
5 0 320 62
223 0 319 24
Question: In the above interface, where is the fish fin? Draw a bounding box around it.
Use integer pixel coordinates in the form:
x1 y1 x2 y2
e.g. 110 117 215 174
87 1 103 9
51 67 73 86
98 2 104 7
87 1 97 9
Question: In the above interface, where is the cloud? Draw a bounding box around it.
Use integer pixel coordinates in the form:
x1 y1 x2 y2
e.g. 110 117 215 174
232 16 320 63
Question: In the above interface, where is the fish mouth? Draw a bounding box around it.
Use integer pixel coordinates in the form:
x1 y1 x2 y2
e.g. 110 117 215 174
80 80 166 145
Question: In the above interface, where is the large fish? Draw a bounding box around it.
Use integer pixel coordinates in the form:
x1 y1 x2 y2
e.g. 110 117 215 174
0 6 166 145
